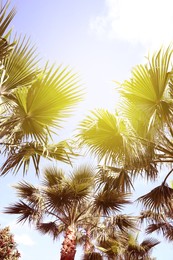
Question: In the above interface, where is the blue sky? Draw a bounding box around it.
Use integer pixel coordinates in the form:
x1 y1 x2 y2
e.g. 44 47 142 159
1 0 173 259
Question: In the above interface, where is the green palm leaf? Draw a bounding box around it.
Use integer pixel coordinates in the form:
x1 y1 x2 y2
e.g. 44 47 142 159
2 36 39 93
0 1 16 38
11 64 81 141
119 46 173 135
78 109 139 165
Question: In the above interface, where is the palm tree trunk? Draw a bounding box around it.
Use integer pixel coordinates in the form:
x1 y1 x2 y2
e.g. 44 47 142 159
60 225 76 260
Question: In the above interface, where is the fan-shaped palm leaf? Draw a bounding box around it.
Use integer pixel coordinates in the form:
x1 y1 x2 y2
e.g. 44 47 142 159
13 181 44 209
0 1 16 38
109 215 137 233
83 252 103 260
78 109 141 165
137 184 173 213
119 46 173 137
42 166 65 187
69 165 95 200
2 36 39 94
97 166 134 192
93 190 131 215
146 222 173 241
10 64 82 142
37 222 64 240
126 235 159 260
0 141 74 175
139 210 165 224
4 200 40 224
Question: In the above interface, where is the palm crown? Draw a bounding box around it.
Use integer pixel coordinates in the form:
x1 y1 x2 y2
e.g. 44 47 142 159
4 164 132 259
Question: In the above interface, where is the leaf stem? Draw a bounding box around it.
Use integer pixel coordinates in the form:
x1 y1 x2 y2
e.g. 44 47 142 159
162 168 173 185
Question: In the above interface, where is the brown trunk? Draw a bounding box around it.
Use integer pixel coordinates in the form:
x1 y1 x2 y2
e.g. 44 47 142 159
60 225 76 260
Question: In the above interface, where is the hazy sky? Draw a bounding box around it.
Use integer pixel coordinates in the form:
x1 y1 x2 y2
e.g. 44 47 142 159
1 0 173 259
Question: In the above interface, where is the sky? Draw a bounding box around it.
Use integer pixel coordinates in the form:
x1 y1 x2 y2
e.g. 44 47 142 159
1 0 173 259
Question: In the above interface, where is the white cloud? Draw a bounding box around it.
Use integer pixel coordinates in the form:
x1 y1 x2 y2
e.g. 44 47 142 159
90 0 173 49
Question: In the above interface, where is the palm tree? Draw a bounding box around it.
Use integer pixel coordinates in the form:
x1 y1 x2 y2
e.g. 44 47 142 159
97 231 159 260
4 165 130 259
0 1 82 176
77 46 173 257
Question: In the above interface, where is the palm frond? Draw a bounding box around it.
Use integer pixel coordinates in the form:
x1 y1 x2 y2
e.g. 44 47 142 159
2 36 39 93
97 166 134 192
146 222 173 241
37 222 64 240
10 64 82 142
140 238 160 251
93 190 131 215
69 165 95 200
0 1 16 38
139 210 165 224
83 252 103 260
110 215 137 233
78 109 139 165
0 37 15 61
119 46 173 136
13 181 43 206
4 200 40 223
126 234 159 259
42 166 65 187
0 141 74 176
137 184 173 213
44 185 74 213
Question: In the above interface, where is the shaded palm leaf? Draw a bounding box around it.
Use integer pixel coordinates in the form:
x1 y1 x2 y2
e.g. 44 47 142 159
97 231 128 258
83 252 103 260
93 190 131 215
146 222 173 241
69 165 95 200
140 238 160 252
109 215 137 233
137 184 173 213
44 185 74 213
0 141 74 175
4 200 40 223
13 181 43 208
97 166 134 192
126 234 159 259
139 210 165 224
37 222 64 240
42 166 65 187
